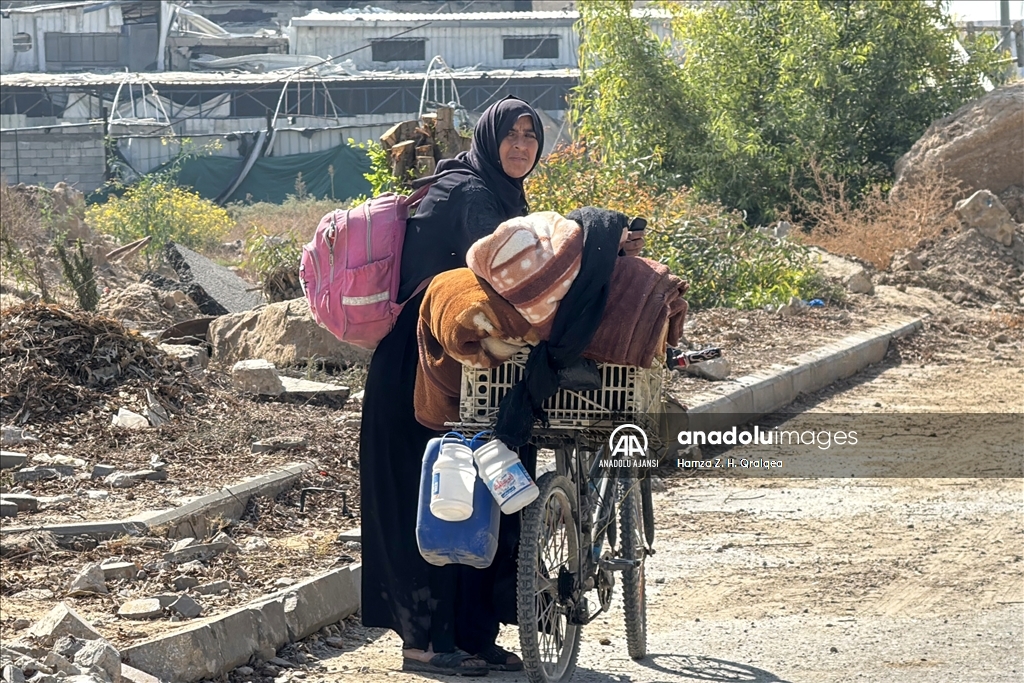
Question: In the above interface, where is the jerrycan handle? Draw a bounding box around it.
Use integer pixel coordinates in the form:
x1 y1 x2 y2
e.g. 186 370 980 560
468 430 493 451
440 431 468 447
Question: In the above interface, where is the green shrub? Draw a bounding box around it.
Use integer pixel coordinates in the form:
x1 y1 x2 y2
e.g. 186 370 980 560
85 176 233 267
573 0 1005 223
527 145 839 309
54 237 99 311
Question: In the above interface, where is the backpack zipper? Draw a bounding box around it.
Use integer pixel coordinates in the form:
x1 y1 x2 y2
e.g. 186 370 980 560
364 202 372 262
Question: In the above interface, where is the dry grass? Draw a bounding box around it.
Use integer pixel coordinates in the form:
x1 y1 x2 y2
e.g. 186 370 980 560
789 163 965 270
226 197 344 244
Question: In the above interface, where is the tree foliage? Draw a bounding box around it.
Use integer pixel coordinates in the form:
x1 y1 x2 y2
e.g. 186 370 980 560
573 0 1004 222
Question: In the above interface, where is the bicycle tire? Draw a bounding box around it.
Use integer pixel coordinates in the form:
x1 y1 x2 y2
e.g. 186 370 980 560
619 480 647 659
517 472 582 683
641 475 655 547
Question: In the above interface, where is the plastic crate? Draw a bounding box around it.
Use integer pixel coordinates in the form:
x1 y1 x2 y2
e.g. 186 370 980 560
458 351 664 429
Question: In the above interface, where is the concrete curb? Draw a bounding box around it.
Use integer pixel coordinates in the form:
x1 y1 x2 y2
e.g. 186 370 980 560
662 317 924 439
122 563 362 683
0 462 313 541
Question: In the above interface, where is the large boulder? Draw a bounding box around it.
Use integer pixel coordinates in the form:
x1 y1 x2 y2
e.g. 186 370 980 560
208 298 371 368
893 82 1024 199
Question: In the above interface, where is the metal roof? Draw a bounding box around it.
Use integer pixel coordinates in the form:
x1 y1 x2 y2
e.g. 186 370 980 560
3 0 123 13
290 7 669 25
0 67 580 88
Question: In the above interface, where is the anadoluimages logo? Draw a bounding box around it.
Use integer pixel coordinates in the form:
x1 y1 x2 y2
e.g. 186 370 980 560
609 423 648 459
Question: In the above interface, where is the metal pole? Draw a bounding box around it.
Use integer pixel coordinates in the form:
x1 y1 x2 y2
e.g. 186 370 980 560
14 127 21 184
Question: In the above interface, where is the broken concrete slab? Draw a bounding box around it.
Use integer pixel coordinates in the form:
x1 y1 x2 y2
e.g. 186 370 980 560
90 464 116 479
73 640 121 683
0 501 17 517
170 576 199 591
162 543 231 565
13 466 74 482
120 664 163 683
28 604 104 647
231 360 284 396
68 564 109 597
0 520 147 542
117 599 164 620
164 242 263 316
122 564 360 683
335 527 361 543
278 376 350 401
157 344 208 372
1 427 38 448
0 451 28 469
193 580 229 596
100 562 138 583
169 595 202 619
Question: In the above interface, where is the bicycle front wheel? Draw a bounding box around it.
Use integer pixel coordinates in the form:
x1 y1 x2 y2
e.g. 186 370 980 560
517 472 582 683
619 480 648 659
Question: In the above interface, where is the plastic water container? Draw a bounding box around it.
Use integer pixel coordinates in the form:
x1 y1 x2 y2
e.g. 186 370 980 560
430 434 476 522
473 438 539 515
416 434 499 568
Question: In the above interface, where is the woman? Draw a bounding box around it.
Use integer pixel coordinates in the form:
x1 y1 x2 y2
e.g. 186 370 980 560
359 96 545 676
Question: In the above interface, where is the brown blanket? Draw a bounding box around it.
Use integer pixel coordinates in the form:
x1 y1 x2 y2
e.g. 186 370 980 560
415 259 688 430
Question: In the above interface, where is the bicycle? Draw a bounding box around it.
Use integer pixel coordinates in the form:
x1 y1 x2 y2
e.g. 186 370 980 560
451 347 719 682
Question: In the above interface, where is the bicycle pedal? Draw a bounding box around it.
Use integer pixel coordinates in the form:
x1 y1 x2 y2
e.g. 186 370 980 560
598 558 640 571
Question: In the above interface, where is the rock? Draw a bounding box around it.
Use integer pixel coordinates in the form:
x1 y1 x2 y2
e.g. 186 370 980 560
208 298 371 368
116 599 163 620
157 344 208 371
893 82 1024 198
12 589 54 601
68 565 109 597
267 658 294 669
773 221 791 239
168 595 202 619
73 641 120 683
38 495 74 511
120 664 162 683
987 340 997 351
243 537 270 552
31 454 86 468
0 451 28 469
13 466 73 482
125 469 167 482
278 377 350 402
905 252 924 271
100 562 137 583
336 527 361 543
150 594 179 609
162 542 231 564
273 577 296 588
256 647 277 662
84 490 109 501
349 389 364 404
171 538 197 552
111 409 148 430
0 501 16 518
955 190 1016 247
1 428 39 448
324 637 345 649
994 333 1010 343
11 619 30 631
231 359 285 396
193 580 229 596
90 464 116 479
42 653 79 676
846 271 874 295
685 358 732 382
103 472 138 488
0 495 38 513
28 604 103 647
170 575 199 591
250 436 308 454
951 291 969 304
2 665 25 683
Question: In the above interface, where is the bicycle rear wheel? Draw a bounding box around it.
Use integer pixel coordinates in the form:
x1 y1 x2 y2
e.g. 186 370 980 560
619 480 647 659
517 473 582 683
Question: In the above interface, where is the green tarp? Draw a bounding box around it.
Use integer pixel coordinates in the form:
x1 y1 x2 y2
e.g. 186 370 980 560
172 142 372 205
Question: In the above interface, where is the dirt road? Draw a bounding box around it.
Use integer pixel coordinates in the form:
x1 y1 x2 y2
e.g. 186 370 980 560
315 329 1022 683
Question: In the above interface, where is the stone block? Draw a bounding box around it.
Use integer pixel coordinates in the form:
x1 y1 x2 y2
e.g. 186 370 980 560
117 599 164 620
101 562 138 583
73 640 121 683
0 501 16 517
27 604 103 647
0 494 38 513
231 360 284 396
0 451 28 469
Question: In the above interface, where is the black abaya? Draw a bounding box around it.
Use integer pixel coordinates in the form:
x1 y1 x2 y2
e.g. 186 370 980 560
359 96 544 654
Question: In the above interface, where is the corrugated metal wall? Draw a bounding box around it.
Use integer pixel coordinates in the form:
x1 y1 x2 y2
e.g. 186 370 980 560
0 5 124 72
293 22 581 70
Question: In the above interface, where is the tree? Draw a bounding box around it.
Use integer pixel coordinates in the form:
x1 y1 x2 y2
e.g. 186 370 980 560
572 0 1003 223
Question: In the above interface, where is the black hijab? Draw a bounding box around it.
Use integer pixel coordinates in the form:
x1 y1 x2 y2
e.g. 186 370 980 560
414 96 544 217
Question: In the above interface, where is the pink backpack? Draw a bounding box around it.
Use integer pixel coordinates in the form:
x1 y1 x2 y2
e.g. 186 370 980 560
299 185 431 350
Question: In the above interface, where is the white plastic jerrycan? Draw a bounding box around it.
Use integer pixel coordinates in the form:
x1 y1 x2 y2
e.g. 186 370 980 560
430 433 477 522
473 437 539 515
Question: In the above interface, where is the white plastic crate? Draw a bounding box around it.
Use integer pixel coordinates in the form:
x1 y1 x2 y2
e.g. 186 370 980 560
458 351 664 429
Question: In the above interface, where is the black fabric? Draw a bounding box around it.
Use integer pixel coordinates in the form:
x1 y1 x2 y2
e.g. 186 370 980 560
399 96 544 303
361 96 544 654
493 207 629 447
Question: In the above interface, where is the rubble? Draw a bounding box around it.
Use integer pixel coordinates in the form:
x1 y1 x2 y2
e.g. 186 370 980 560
68 565 109 597
231 359 285 396
893 81 1024 203
163 243 264 316
0 305 203 425
954 189 1017 247
27 604 104 647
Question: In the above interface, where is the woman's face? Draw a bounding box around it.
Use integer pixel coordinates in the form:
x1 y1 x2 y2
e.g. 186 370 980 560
498 115 540 179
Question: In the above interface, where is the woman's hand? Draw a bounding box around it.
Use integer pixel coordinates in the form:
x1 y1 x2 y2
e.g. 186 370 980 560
620 230 645 257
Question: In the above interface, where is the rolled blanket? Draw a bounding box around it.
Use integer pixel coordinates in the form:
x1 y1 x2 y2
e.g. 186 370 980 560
415 268 540 430
466 211 583 336
586 257 689 368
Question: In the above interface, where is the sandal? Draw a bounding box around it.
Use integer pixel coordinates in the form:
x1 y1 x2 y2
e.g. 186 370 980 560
475 644 524 672
402 649 489 677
